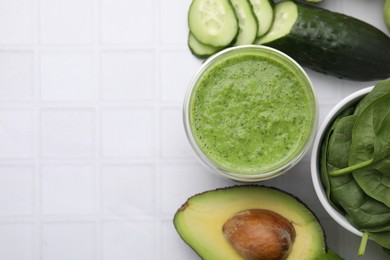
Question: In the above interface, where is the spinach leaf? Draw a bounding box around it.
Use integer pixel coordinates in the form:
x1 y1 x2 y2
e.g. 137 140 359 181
326 114 390 232
349 94 390 207
354 79 390 115
383 247 390 255
330 94 390 177
353 170 390 207
320 125 332 204
321 80 390 253
369 230 390 250
320 106 355 210
358 232 369 256
346 197 390 232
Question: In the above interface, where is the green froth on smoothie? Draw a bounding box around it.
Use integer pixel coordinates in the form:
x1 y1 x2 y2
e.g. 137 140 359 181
189 53 315 174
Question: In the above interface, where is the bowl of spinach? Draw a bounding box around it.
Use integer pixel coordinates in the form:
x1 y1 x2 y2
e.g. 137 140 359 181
311 79 390 256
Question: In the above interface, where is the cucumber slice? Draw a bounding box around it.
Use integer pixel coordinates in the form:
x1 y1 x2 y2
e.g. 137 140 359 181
230 0 258 45
188 0 239 47
256 0 390 81
248 0 274 37
188 33 222 58
256 1 297 44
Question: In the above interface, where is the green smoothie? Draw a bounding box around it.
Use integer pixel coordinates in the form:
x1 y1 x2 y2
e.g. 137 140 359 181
189 48 316 175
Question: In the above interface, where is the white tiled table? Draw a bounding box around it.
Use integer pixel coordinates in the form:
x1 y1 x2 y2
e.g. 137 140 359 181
0 0 388 259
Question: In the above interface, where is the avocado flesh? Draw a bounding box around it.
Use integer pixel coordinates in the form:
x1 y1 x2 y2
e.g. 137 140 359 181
174 186 326 260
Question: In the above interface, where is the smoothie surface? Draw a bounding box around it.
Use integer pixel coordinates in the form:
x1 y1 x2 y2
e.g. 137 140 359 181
189 52 315 174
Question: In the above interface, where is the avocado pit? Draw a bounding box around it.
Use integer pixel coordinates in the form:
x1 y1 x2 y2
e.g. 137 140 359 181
222 209 296 260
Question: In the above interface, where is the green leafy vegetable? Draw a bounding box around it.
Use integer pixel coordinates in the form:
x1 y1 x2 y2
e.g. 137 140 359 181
325 114 390 232
320 106 354 210
330 93 390 176
358 232 369 256
383 246 390 255
353 170 390 207
320 80 390 255
369 230 390 251
354 80 390 115
330 94 390 207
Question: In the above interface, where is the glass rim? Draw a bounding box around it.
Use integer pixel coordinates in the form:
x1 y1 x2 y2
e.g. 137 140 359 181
183 45 319 182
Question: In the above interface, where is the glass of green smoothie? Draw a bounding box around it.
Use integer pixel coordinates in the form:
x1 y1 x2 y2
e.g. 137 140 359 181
183 45 318 182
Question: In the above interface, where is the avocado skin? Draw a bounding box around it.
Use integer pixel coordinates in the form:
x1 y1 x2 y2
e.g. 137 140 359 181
173 185 343 260
314 249 344 260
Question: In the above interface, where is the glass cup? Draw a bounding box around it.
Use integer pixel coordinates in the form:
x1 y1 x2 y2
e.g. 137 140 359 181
183 45 318 182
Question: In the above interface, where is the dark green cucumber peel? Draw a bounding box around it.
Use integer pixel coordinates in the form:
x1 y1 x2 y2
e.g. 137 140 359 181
258 1 390 81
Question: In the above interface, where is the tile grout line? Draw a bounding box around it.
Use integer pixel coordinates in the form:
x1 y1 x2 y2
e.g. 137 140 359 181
2 1 200 259
0 43 188 51
34 0 43 259
154 0 164 257
94 0 103 259
34 0 101 258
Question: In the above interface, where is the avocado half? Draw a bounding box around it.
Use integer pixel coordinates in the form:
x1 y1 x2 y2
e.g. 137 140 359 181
173 185 341 260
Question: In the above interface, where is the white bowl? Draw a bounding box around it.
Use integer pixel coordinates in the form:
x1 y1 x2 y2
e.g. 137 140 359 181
310 86 373 237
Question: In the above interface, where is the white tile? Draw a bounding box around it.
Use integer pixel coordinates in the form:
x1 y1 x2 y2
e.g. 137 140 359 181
101 108 155 158
161 220 199 260
340 0 388 33
41 109 95 158
161 107 193 158
317 217 341 252
100 0 155 44
0 166 34 216
0 0 33 44
0 110 34 158
337 228 390 260
160 50 201 102
306 69 341 101
41 164 96 215
318 0 343 12
318 103 336 127
264 162 323 212
40 0 93 44
102 221 156 260
102 164 155 216
338 79 378 100
301 145 313 163
101 51 155 100
161 163 233 215
0 223 34 260
42 222 96 260
0 51 34 101
40 52 95 101
160 0 191 45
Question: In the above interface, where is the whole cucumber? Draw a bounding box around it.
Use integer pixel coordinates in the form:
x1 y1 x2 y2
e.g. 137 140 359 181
257 1 390 81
